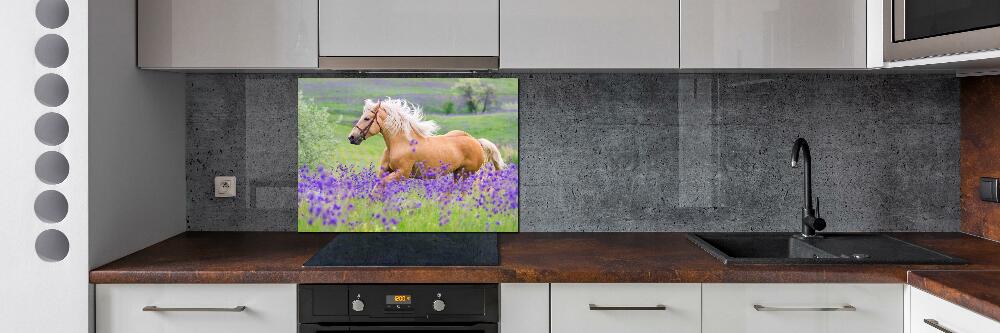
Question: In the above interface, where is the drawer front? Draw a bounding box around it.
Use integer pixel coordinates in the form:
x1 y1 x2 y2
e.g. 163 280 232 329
551 283 701 333
96 284 296 333
910 287 1000 333
703 283 903 333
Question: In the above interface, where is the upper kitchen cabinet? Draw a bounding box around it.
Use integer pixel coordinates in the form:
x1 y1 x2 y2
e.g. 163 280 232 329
318 0 500 70
681 0 876 69
501 0 680 69
138 0 318 69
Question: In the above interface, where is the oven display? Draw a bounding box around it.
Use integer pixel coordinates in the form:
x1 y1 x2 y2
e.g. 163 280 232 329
386 295 412 304
385 294 414 311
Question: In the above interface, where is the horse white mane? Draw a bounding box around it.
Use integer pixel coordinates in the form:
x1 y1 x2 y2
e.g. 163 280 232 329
365 97 439 139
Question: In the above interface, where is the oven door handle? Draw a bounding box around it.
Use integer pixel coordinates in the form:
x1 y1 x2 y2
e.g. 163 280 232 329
298 325 349 333
347 323 497 331
298 323 497 332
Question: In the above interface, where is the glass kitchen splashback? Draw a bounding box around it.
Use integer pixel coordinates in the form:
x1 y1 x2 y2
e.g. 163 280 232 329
297 78 519 232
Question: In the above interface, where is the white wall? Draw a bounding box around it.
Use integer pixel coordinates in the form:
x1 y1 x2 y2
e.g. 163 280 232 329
88 0 186 270
0 0 184 331
0 0 90 331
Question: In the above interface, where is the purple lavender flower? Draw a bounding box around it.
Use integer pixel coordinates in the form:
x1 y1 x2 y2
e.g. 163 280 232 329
299 162 518 231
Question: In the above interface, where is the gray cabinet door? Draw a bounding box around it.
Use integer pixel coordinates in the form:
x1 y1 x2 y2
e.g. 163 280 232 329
681 0 867 69
138 0 318 69
319 0 500 57
501 0 680 69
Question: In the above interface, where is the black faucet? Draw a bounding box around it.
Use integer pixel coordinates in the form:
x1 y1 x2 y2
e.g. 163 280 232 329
791 138 826 237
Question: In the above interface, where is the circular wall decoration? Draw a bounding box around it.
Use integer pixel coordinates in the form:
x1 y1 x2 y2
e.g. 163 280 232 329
36 0 69 29
35 112 69 145
35 229 70 262
34 190 68 223
35 34 69 68
35 151 69 184
34 73 69 107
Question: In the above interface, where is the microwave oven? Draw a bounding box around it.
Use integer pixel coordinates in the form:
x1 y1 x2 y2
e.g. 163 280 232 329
884 0 1000 62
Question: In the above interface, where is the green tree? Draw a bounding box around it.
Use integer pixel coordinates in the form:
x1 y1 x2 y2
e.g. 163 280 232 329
442 100 455 115
451 78 498 113
479 83 497 113
452 78 480 113
298 92 339 167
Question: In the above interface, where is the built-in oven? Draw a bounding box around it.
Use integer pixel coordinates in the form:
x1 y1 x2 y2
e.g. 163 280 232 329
885 0 1000 61
298 284 498 333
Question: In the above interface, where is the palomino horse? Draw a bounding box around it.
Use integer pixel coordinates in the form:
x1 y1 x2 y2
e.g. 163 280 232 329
347 98 505 184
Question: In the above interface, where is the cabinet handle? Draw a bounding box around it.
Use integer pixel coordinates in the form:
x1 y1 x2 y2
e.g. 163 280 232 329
588 304 667 311
753 304 856 312
923 319 955 333
142 306 247 312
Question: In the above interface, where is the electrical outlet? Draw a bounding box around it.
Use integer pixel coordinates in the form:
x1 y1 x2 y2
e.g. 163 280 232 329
980 177 999 202
215 176 236 198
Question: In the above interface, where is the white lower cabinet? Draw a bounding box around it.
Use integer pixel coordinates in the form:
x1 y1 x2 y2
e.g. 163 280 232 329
96 284 297 333
910 287 1000 333
702 283 904 333
94 282 1000 333
550 283 701 333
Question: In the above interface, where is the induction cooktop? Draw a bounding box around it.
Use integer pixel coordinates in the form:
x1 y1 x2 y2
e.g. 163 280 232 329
303 233 500 267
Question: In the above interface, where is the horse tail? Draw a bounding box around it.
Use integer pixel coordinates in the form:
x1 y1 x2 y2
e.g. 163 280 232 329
477 138 506 170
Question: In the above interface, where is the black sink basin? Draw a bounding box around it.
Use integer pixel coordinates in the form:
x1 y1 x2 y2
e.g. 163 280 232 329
687 233 966 265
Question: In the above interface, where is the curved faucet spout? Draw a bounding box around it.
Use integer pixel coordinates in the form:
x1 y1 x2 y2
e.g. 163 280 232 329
791 138 810 168
791 138 813 208
791 138 824 237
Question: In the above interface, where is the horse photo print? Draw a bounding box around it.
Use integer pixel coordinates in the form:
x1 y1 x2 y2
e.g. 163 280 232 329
298 78 519 232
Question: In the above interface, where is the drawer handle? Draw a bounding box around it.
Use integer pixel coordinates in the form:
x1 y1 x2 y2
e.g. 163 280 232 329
923 319 955 333
589 304 667 311
753 304 856 312
142 306 247 312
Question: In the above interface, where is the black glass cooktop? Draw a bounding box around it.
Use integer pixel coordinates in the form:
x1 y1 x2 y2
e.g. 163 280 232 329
303 233 499 267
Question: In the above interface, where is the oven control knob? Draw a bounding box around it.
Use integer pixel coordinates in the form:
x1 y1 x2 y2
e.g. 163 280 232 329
351 299 365 312
432 299 446 312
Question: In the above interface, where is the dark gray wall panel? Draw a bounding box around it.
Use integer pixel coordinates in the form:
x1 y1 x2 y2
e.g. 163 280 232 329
185 73 959 232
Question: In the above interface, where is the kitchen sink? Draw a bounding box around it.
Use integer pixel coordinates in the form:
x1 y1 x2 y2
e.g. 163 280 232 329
687 233 966 265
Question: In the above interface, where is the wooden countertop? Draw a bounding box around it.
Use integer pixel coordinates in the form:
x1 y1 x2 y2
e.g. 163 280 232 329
908 270 1000 323
91 232 1000 284
89 232 1000 321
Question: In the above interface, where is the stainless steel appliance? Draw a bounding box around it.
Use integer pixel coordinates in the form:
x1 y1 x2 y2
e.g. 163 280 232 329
298 284 498 332
885 0 1000 61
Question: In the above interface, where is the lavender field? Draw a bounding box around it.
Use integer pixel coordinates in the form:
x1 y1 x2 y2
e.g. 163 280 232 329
298 163 518 232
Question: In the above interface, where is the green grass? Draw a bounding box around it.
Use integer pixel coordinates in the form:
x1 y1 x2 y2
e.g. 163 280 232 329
300 78 518 99
316 101 356 114
300 78 452 98
300 78 518 115
321 117 387 168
